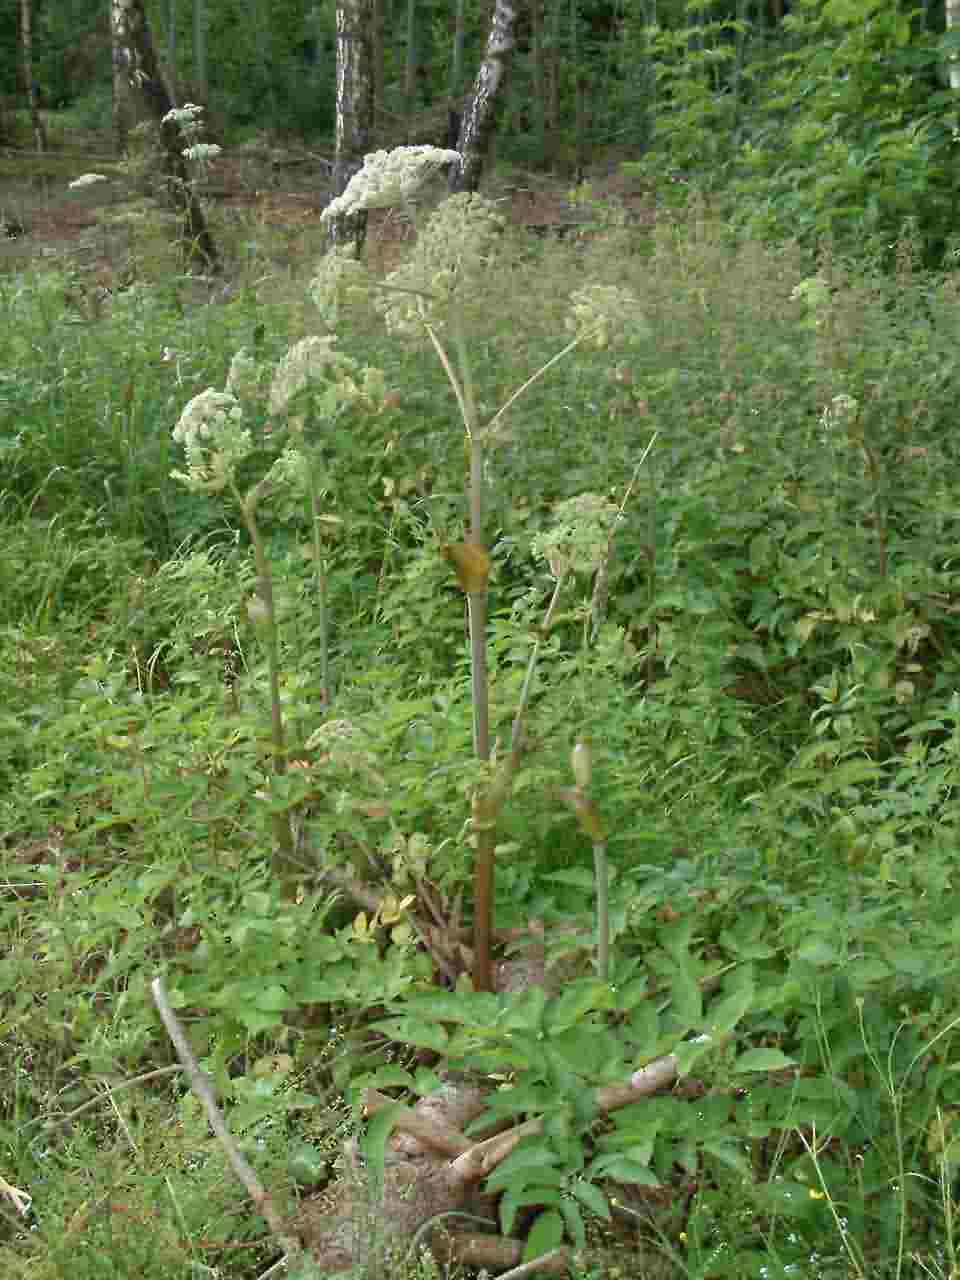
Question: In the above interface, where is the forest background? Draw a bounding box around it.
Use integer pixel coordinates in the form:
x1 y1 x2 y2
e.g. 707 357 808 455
5 2 960 1280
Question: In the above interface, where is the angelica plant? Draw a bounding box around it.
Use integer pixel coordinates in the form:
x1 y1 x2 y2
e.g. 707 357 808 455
310 147 651 989
170 334 388 886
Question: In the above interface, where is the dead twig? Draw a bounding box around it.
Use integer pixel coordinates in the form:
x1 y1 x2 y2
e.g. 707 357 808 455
150 976 301 1261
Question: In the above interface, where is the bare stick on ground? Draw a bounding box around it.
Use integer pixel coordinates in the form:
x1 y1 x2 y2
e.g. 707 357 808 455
150 976 301 1261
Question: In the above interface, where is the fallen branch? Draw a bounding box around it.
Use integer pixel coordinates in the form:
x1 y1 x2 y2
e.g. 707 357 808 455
150 977 301 1262
294 1054 681 1273
365 1052 679 1185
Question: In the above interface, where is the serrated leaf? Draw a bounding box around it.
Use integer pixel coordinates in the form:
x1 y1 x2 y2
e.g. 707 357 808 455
591 1155 661 1185
253 983 294 1011
546 868 597 889
550 1024 620 1079
733 1048 797 1074
237 1009 285 1035
500 1187 567 1238
501 986 549 1032
614 977 649 1012
627 1002 659 1056
669 967 702 1028
546 980 614 1032
559 1197 587 1249
485 1142 561 1193
797 938 839 966
702 1139 751 1175
705 980 754 1038
571 1179 612 1221
370 1016 449 1053
523 1209 566 1262
673 1036 714 1075
394 991 496 1025
751 1180 818 1218
357 1066 414 1091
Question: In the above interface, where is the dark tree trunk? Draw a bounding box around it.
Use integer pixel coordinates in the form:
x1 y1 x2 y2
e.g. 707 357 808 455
21 0 46 152
450 0 519 194
329 0 375 253
110 0 219 274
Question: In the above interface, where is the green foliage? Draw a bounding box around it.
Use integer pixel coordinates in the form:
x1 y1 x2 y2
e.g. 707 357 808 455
9 185 960 1277
637 0 960 265
730 0 959 261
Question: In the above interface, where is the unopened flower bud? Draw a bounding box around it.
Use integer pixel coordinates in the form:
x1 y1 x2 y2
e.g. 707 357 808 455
571 738 593 790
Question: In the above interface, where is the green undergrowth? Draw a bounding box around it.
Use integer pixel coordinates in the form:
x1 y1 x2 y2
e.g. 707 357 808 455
3 199 960 1279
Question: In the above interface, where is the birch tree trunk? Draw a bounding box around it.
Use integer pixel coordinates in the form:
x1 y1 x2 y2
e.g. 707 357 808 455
328 0 375 252
947 0 960 90
20 0 45 152
449 0 519 193
373 0 385 113
111 0 219 273
111 0 135 155
530 0 545 158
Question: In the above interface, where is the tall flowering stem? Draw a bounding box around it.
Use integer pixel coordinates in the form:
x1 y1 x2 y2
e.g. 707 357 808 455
429 307 494 989
170 382 298 884
235 477 297 880
304 463 332 707
313 155 650 991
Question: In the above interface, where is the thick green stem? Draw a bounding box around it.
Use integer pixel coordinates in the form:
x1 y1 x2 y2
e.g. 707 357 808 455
305 465 331 707
424 311 602 992
593 839 609 982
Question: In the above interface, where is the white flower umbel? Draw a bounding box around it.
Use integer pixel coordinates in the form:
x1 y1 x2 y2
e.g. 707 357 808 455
376 192 505 336
320 146 460 223
69 173 108 189
565 284 649 350
171 388 251 493
183 143 222 163
268 335 341 417
162 103 205 130
532 492 620 577
309 246 372 330
269 335 387 420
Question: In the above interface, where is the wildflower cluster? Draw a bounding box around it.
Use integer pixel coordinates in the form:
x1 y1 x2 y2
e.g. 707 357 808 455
160 102 221 165
68 173 108 190
171 389 250 494
531 492 620 577
308 246 372 330
375 192 506 336
268 336 387 421
182 142 222 164
320 146 459 223
171 332 387 503
162 103 206 130
565 284 647 350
